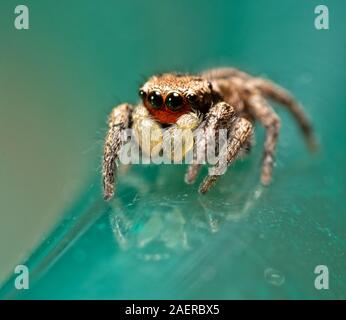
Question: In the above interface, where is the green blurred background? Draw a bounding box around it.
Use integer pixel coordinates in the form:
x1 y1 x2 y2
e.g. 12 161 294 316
0 0 345 299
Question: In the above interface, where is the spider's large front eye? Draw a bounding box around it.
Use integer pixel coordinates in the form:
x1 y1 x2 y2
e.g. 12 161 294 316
166 92 184 111
148 91 163 109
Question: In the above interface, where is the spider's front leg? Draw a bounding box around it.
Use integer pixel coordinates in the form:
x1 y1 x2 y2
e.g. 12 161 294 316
185 101 251 194
102 103 133 201
198 114 253 194
185 102 236 184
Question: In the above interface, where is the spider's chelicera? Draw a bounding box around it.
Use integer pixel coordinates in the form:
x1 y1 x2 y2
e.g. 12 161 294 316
103 67 316 200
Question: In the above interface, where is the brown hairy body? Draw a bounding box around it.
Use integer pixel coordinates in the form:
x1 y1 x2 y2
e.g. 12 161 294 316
103 67 316 201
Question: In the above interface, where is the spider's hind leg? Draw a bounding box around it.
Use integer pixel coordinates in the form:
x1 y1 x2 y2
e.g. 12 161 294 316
250 78 317 150
247 95 281 185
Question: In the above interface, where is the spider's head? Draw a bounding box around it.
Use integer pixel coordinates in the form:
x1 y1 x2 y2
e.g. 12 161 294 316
139 73 214 124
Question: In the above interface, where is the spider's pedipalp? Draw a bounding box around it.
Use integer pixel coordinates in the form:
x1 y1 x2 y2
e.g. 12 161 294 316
102 103 133 201
199 117 253 194
163 111 202 162
132 105 164 158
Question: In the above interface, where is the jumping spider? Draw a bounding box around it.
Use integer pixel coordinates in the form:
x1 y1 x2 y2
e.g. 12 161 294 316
103 67 316 200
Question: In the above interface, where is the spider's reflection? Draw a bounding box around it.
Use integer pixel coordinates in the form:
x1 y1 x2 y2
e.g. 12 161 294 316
109 165 263 260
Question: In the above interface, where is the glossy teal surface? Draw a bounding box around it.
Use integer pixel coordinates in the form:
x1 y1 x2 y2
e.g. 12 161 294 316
0 0 345 299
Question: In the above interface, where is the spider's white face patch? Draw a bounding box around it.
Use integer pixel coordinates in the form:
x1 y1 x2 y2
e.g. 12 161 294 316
132 106 163 158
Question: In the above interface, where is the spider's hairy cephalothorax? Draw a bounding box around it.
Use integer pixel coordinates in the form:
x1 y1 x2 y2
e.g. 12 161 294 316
139 73 216 124
102 67 316 200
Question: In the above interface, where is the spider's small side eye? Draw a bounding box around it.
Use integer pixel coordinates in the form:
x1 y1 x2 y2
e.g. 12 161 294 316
148 91 163 109
166 92 184 111
207 82 213 90
139 89 146 99
187 93 198 104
